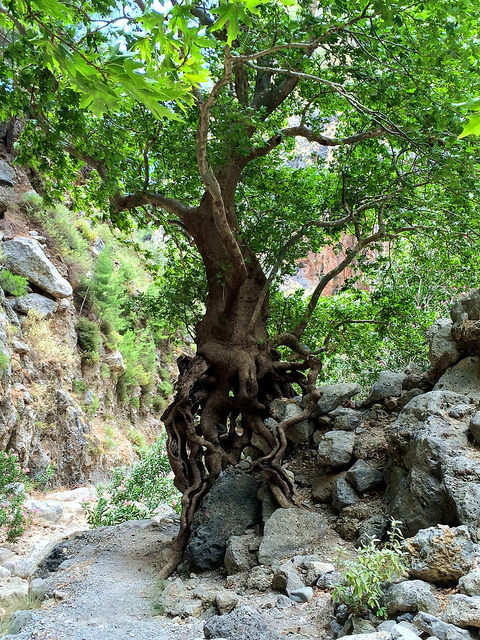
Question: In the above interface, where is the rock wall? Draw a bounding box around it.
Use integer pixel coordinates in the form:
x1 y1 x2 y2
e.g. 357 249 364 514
0 145 175 487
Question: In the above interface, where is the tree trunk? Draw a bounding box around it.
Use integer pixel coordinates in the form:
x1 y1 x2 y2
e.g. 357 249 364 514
158 181 310 577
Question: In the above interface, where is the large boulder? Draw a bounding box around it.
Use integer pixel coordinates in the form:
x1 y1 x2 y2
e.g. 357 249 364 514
459 569 480 596
204 605 282 640
316 383 361 414
384 579 439 616
451 289 480 354
317 430 355 468
2 237 72 298
0 159 15 186
406 526 477 585
434 357 480 403
427 318 460 374
385 391 480 538
413 612 475 640
268 399 314 443
346 459 383 493
186 469 261 570
258 508 328 565
443 595 480 629
224 534 259 574
367 370 406 404
11 293 58 317
0 576 29 607
331 477 359 512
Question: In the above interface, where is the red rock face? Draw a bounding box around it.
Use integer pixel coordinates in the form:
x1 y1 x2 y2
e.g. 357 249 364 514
283 235 372 296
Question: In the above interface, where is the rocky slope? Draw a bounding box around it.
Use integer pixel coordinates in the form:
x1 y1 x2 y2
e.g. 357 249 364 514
0 144 176 488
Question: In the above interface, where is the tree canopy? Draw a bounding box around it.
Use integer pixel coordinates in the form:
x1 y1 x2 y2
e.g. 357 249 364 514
2 0 480 574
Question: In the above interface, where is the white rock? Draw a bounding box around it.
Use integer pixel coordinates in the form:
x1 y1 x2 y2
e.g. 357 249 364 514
25 498 64 523
0 577 29 607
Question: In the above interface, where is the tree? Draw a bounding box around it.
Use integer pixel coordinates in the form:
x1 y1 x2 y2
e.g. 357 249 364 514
2 0 479 575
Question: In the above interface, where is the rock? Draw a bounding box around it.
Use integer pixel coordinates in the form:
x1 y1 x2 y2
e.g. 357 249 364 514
391 622 423 640
0 547 17 564
427 318 460 374
356 515 390 547
442 594 480 629
352 617 378 634
316 569 345 589
216 591 238 614
187 469 261 570
303 559 335 586
330 407 362 431
271 561 304 595
316 383 361 414
459 569 480 596
413 612 475 640
469 413 480 445
224 534 259 574
151 504 177 525
330 634 390 640
407 526 476 585
367 370 407 404
275 594 293 609
0 566 10 578
246 566 273 591
385 391 480 537
346 460 383 493
268 399 313 443
0 159 15 186
25 498 64 523
258 508 327 565
434 357 480 403
0 577 29 607
332 477 359 512
158 578 202 617
103 349 126 375
11 293 58 317
317 430 355 468
289 586 314 603
312 473 341 503
2 237 72 298
384 580 439 616
451 290 480 353
204 605 282 640
5 609 35 635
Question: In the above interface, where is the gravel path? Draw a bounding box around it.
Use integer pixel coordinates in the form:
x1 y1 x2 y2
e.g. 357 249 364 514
8 519 203 640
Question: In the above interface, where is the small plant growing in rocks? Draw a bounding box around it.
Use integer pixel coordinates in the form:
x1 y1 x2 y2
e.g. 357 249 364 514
0 451 30 542
83 437 181 527
333 520 408 618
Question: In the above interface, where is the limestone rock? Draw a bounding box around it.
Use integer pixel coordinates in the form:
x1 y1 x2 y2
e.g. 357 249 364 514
271 560 304 595
413 612 475 640
258 508 328 565
11 293 58 317
289 586 314 602
224 534 259 574
442 594 480 629
0 577 29 607
407 526 476 585
312 473 342 503
330 407 362 431
204 605 282 640
317 430 355 468
427 318 460 374
2 237 72 298
268 399 313 443
469 413 480 445
346 459 384 493
384 580 439 616
316 383 361 414
332 476 359 512
459 569 480 596
434 357 480 403
246 566 274 591
0 159 15 186
158 578 202 617
187 469 261 570
25 498 64 523
367 370 406 404
103 350 126 375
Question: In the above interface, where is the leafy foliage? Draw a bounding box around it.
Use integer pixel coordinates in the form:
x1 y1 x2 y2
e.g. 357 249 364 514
0 270 28 296
0 451 29 542
83 437 180 527
333 521 408 618
75 317 101 363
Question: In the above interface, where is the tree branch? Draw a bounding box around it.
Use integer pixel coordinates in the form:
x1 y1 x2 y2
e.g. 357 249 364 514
111 192 196 220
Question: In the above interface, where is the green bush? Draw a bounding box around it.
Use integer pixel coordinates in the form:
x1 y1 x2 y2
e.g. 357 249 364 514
332 521 408 618
0 451 30 542
127 428 148 455
0 350 9 375
0 270 28 296
83 437 181 527
75 317 101 363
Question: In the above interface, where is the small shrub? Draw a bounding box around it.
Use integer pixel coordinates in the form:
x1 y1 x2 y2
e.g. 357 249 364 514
83 437 181 527
72 378 86 394
84 393 99 417
0 269 28 296
127 428 148 455
0 451 30 542
103 425 118 451
23 310 75 365
100 363 111 379
20 190 43 210
32 463 56 490
0 349 9 375
332 520 408 618
75 317 101 364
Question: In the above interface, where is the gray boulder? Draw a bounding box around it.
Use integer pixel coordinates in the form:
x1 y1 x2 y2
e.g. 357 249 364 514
434 357 480 403
317 430 355 468
103 350 126 375
413 612 475 640
443 594 480 629
427 318 460 374
384 580 439 616
385 391 480 537
271 560 305 595
330 407 362 431
0 576 29 607
316 383 361 414
346 460 383 493
451 289 480 353
459 569 480 596
407 526 476 585
332 477 359 512
224 535 259 574
187 469 261 570
2 237 72 298
312 472 342 503
204 605 282 640
367 370 406 404
11 293 58 317
268 399 313 443
289 586 314 602
0 159 15 186
356 515 390 547
258 508 328 565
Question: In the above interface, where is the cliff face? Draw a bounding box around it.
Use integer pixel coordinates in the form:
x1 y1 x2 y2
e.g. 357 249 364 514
0 145 176 487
